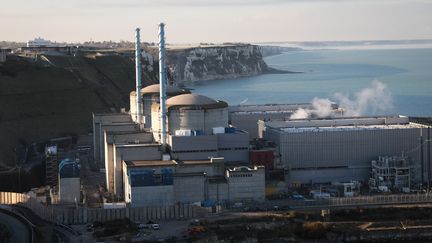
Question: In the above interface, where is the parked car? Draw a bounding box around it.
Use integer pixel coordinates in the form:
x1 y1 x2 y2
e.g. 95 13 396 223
137 223 149 229
151 224 160 230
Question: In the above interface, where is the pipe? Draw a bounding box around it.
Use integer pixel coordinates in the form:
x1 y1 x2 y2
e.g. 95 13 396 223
428 127 431 185
421 128 424 185
158 23 167 146
135 27 142 124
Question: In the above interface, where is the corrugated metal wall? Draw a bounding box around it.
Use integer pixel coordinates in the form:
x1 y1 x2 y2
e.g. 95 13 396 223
267 127 425 183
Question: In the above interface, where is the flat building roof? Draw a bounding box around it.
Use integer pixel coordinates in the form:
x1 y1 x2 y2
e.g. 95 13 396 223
124 160 177 167
280 124 424 133
264 116 427 131
179 160 213 165
115 143 160 148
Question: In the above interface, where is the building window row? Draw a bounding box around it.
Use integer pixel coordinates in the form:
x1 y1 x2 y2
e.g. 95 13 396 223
219 147 249 151
230 173 253 177
172 149 218 153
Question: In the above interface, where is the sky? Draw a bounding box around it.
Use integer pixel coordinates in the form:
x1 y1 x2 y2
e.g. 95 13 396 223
1 0 432 43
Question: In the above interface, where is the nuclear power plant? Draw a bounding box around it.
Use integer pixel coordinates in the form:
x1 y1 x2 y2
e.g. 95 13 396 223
93 24 264 207
92 24 432 208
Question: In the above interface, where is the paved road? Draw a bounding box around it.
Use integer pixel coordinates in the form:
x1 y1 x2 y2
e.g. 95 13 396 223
0 210 31 243
11 205 82 243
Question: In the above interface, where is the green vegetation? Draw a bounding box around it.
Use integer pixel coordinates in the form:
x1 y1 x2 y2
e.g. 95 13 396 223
93 218 137 238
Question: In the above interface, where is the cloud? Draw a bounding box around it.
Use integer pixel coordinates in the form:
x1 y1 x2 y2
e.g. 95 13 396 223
81 0 423 8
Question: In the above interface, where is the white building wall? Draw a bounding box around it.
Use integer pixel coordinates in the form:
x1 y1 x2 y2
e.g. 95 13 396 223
105 142 114 192
130 92 137 122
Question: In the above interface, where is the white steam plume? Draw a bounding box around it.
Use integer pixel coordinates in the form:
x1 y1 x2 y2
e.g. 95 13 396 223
290 97 334 119
290 80 393 119
334 80 393 116
290 108 309 119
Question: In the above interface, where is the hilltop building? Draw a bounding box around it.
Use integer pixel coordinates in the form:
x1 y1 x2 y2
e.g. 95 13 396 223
27 37 53 47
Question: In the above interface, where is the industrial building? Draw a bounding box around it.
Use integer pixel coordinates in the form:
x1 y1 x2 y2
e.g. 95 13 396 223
91 25 263 207
151 93 249 163
122 157 265 207
229 103 342 139
260 116 431 184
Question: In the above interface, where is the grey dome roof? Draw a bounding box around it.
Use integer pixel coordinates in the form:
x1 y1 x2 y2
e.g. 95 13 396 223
166 94 228 109
141 84 189 95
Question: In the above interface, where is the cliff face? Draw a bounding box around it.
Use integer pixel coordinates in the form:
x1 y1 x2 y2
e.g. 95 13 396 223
177 44 268 82
149 44 269 83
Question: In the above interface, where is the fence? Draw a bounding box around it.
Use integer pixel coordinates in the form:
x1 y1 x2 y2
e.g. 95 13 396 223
289 193 432 209
0 192 201 225
328 193 432 207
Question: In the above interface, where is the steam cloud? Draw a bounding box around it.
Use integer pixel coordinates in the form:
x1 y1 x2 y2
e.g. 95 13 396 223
290 80 393 119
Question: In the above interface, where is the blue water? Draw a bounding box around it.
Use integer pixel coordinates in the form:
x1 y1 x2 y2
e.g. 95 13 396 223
188 48 432 116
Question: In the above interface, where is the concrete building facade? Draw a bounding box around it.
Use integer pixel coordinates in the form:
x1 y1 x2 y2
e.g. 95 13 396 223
227 166 266 202
92 113 136 163
104 131 154 193
123 160 176 206
121 158 265 207
113 144 162 197
168 131 249 164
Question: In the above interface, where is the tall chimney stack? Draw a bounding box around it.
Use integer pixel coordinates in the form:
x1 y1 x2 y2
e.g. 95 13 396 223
158 23 167 146
135 28 142 124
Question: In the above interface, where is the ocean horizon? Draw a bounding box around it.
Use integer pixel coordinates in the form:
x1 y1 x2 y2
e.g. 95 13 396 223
188 46 432 117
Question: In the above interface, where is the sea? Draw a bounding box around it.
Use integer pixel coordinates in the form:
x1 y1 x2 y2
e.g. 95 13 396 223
187 43 432 117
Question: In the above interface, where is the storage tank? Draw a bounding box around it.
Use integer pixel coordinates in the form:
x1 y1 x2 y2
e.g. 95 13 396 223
151 93 228 142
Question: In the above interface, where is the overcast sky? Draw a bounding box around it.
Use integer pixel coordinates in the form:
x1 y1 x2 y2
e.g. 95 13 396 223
1 0 432 43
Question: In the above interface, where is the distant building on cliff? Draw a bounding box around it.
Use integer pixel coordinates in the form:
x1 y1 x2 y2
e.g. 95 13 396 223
27 37 54 47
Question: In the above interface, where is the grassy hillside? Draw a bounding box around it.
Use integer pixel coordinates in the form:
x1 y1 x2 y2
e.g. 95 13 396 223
0 54 157 166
